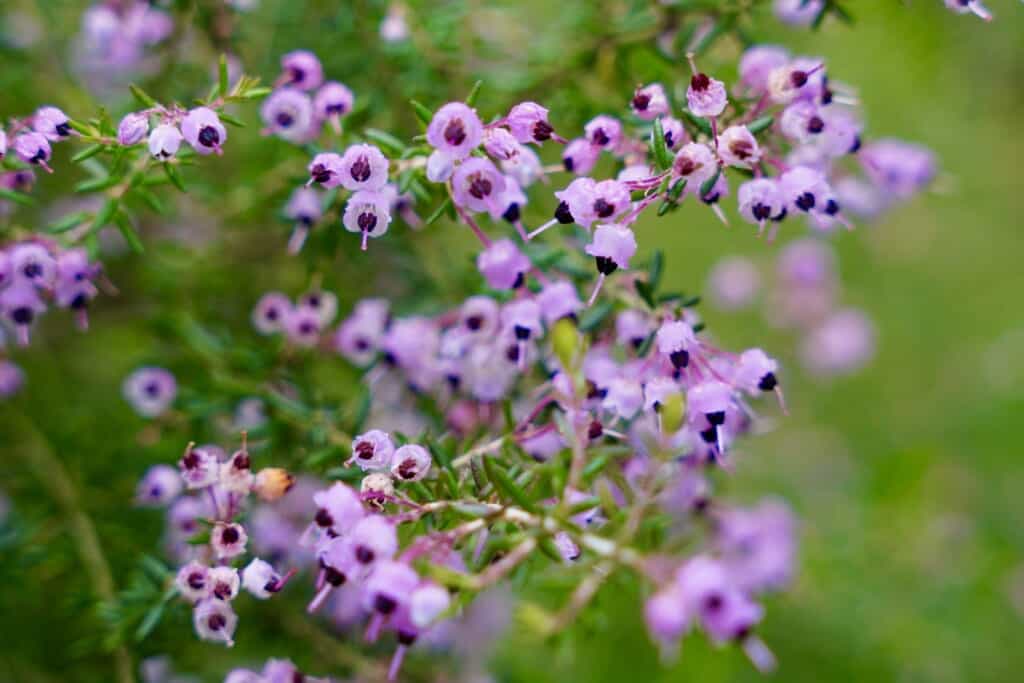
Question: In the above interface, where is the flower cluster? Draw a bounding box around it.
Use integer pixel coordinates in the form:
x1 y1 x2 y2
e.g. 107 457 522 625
75 1 173 84
707 239 877 378
301 478 453 680
1 105 77 174
645 500 795 665
140 435 297 646
225 658 330 683
0 239 106 346
260 51 355 144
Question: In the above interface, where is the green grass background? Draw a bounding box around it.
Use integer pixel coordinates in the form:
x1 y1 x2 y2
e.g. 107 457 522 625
1 1 1022 681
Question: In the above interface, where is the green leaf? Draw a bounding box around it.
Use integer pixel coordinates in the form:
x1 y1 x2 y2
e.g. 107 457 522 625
67 119 97 136
114 211 145 253
0 187 34 206
410 99 434 128
425 197 452 225
364 128 407 155
218 54 230 97
238 86 272 100
699 167 722 198
72 144 105 163
648 250 664 292
134 602 165 642
578 299 614 333
163 163 186 192
348 389 372 434
483 457 536 512
91 198 118 233
669 178 688 201
46 211 90 234
747 116 774 136
635 280 656 309
129 84 159 108
681 110 713 137
133 187 166 214
650 118 672 171
218 112 246 127
75 175 121 193
465 80 484 107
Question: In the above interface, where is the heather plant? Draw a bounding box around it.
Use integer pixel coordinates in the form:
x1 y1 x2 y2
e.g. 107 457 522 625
1 2 1020 683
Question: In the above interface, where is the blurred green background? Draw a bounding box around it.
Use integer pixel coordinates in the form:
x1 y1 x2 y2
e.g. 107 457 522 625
1 1 1022 681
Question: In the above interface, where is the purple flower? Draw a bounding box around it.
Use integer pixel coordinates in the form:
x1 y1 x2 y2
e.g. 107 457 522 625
175 561 211 602
0 360 25 399
252 291 292 334
738 178 786 231
241 558 283 599
283 305 322 347
390 444 432 482
117 112 149 146
451 157 505 214
0 282 46 345
773 0 824 25
631 83 670 120
343 190 392 250
660 116 687 151
779 165 833 214
13 132 52 171
672 142 718 189
147 124 182 160
279 50 323 91
410 583 451 628
352 429 396 471
506 101 557 144
739 45 790 94
349 514 399 565
800 308 876 376
32 106 72 141
718 125 761 169
177 444 220 489
208 566 241 600
123 366 177 417
859 139 936 199
686 65 728 118
9 242 56 288
312 482 365 536
0 129 6 159
192 598 237 646
363 560 419 615
585 223 637 272
483 127 520 161
307 152 344 188
644 586 690 649
477 238 529 290
211 522 248 559
136 464 182 507
537 280 583 325
181 107 226 155
313 81 354 121
944 0 993 20
616 310 653 349
718 499 796 593
338 143 389 192
733 348 780 396
261 88 315 143
707 256 760 311
426 102 483 160
584 115 622 150
334 298 390 366
603 378 643 419
656 320 697 369
562 137 600 175
220 448 255 495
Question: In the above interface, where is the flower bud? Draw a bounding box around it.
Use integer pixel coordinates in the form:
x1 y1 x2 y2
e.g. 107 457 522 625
253 467 295 502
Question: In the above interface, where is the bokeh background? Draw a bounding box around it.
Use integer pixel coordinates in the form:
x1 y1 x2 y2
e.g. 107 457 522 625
1 1 1022 681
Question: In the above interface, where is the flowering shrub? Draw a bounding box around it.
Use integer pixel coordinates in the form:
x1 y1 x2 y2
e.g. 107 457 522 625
1 2 1016 682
